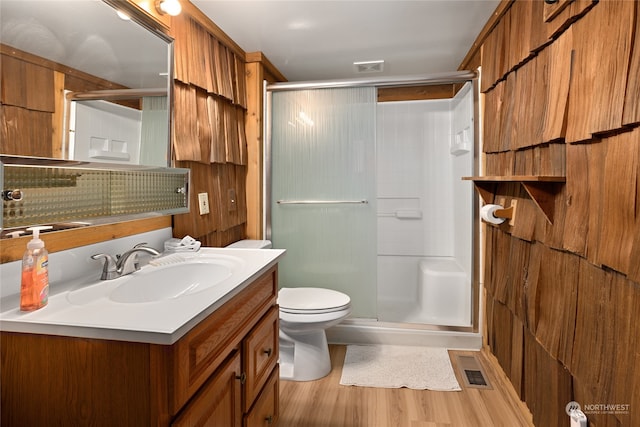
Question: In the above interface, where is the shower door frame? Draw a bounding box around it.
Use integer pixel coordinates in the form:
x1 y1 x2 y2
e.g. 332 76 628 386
264 71 482 334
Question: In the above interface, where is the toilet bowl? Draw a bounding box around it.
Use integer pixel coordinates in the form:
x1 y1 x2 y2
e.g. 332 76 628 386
226 240 352 381
278 287 351 381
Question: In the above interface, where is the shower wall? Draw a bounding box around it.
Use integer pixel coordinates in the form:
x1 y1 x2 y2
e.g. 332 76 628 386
376 84 474 325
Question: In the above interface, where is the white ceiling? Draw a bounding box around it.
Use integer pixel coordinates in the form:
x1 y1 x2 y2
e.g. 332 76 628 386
192 0 500 82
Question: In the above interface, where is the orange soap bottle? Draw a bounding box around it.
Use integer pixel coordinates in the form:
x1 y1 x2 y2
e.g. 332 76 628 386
20 226 52 312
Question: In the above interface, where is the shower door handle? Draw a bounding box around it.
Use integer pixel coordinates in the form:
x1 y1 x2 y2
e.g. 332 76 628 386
276 199 368 205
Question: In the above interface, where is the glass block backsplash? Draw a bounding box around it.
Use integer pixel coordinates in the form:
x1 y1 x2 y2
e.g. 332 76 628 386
1 157 189 230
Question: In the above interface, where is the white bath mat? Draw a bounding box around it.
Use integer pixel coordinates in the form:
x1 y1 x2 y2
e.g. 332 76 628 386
339 345 461 391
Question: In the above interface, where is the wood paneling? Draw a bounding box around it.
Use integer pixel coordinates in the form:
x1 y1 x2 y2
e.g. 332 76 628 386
623 0 640 126
0 52 54 112
458 0 512 72
541 28 572 143
169 8 253 243
523 329 573 427
480 10 510 92
478 4 639 422
561 143 589 255
172 82 199 161
0 106 53 157
533 246 578 365
172 162 247 239
565 0 635 143
596 129 639 274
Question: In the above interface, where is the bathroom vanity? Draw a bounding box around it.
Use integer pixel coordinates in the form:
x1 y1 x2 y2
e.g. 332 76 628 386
0 248 284 426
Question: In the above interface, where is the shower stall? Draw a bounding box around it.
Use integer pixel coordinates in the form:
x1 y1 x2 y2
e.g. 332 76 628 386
266 73 482 349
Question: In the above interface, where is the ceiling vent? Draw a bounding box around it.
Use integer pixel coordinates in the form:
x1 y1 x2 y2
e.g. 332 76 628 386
353 60 384 74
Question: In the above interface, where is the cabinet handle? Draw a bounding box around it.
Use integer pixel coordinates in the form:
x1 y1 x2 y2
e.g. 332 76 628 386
263 348 272 357
236 372 246 385
265 415 273 425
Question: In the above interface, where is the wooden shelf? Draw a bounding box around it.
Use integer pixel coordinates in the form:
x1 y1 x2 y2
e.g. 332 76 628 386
463 176 566 224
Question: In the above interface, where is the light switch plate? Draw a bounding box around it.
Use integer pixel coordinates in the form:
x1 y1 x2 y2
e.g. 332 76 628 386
198 192 210 215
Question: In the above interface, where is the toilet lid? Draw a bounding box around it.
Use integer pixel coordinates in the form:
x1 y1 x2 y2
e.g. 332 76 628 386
278 287 351 314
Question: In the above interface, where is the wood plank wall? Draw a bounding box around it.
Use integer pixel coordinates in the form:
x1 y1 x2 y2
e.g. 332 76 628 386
478 1 640 426
0 45 134 159
169 10 250 246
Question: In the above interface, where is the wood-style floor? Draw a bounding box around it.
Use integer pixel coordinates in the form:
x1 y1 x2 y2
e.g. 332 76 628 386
279 345 533 427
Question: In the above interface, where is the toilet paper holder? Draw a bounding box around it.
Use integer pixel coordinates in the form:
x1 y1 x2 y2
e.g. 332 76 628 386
481 198 517 226
493 205 514 220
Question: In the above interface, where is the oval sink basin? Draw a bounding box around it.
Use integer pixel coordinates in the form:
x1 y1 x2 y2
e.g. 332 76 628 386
109 262 233 303
66 254 245 305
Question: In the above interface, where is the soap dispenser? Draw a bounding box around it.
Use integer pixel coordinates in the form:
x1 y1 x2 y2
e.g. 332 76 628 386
20 226 52 311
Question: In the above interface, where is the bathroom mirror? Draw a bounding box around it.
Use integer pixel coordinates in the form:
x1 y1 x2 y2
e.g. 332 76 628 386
0 0 172 167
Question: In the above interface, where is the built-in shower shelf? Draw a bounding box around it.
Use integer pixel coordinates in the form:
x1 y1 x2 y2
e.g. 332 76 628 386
462 175 566 224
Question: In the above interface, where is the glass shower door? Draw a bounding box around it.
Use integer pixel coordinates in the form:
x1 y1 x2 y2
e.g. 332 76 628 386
269 87 377 318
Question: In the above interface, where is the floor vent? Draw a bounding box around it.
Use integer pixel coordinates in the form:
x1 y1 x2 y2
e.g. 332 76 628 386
455 354 492 389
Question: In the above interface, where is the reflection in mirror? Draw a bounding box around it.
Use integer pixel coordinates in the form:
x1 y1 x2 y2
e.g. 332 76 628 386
0 0 172 167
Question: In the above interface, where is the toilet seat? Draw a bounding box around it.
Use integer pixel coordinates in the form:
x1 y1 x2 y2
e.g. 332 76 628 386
278 287 351 315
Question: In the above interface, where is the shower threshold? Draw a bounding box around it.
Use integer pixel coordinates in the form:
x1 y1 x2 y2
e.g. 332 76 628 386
326 318 482 350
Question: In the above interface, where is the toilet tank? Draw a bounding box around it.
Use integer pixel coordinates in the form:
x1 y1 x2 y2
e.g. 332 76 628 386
226 239 272 249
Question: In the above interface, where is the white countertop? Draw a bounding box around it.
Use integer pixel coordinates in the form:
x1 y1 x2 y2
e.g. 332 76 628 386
0 247 285 345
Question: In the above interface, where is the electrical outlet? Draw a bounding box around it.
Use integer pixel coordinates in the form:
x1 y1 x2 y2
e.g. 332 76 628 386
198 192 210 215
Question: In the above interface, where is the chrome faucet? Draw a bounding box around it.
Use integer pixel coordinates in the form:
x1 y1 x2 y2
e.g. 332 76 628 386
91 243 160 280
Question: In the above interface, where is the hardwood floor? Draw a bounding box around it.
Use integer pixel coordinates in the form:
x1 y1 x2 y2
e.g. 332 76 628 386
279 345 533 427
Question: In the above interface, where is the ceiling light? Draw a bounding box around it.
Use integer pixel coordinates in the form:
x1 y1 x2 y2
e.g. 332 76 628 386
116 10 131 20
156 0 182 16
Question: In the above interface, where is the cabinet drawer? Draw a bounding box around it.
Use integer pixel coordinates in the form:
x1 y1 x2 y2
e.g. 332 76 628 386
244 366 279 427
172 351 242 427
243 306 279 411
170 266 277 414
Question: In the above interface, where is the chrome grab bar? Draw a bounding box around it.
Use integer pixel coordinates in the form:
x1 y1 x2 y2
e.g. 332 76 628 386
276 199 368 205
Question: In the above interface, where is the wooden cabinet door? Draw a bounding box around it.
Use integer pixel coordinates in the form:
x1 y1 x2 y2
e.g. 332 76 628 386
244 366 279 427
171 267 277 413
242 306 279 412
172 351 243 427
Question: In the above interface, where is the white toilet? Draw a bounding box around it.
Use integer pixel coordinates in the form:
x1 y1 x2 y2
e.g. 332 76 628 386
226 240 352 381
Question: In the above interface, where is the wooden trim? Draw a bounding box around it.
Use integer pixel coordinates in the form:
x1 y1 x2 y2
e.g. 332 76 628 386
125 0 172 30
1 44 131 92
377 84 456 102
0 216 171 264
52 71 65 158
463 175 566 182
244 61 265 240
245 52 288 83
458 0 514 71
244 52 287 240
